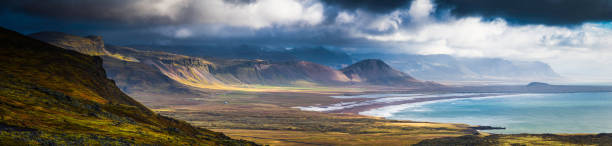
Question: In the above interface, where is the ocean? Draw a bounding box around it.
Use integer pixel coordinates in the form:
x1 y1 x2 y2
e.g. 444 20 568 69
364 93 612 134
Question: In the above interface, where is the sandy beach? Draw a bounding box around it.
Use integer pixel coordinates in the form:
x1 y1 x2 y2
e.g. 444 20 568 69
298 93 509 115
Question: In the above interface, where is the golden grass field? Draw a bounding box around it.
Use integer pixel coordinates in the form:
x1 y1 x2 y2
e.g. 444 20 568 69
131 90 475 145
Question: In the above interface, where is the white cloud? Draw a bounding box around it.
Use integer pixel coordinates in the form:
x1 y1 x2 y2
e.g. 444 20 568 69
105 0 324 29
349 0 612 80
369 10 404 32
408 0 434 22
194 0 324 29
335 12 355 24
173 28 193 38
131 0 189 21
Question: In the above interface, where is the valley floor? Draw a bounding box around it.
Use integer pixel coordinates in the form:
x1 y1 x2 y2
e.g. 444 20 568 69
129 88 612 145
129 91 476 145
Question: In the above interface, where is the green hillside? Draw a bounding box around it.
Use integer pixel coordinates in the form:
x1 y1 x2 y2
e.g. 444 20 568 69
0 27 256 145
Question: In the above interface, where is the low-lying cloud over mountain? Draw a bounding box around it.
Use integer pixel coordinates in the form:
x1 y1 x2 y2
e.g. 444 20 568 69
2 0 612 81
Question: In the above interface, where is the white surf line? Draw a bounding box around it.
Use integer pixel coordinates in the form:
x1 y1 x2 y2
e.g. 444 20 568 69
330 93 423 99
359 93 538 118
295 93 500 112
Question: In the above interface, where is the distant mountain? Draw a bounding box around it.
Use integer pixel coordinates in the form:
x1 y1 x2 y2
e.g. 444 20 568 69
129 45 353 68
526 82 550 87
341 59 438 87
0 27 254 145
129 45 561 82
352 53 561 82
210 59 351 86
288 47 353 68
106 46 351 88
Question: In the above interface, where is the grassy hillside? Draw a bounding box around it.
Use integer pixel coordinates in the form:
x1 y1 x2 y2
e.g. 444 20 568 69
0 27 255 145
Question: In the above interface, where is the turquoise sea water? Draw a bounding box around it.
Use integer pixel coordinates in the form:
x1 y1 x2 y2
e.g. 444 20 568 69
386 92 612 134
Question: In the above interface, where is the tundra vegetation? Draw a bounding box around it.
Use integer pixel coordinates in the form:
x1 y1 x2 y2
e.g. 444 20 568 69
0 28 256 145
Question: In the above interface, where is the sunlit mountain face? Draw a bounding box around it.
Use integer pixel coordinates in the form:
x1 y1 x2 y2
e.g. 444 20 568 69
2 0 612 145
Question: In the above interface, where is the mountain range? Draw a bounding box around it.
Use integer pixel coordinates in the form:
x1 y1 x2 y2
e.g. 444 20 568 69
129 45 354 69
0 28 254 145
29 32 432 94
353 53 561 82
129 45 561 83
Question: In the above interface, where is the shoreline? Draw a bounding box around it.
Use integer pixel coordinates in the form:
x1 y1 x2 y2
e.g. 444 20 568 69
304 93 511 115
300 93 519 134
317 92 612 134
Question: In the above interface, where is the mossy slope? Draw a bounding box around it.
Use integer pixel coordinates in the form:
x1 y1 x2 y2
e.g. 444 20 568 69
0 27 256 145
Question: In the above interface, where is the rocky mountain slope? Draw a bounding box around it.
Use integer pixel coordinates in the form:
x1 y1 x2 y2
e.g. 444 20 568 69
0 27 255 145
209 59 351 86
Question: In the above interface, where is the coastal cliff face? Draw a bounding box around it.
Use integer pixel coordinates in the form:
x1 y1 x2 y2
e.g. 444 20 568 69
0 27 255 145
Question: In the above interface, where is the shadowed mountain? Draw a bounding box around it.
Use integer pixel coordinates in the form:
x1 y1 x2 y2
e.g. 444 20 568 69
288 47 353 68
341 59 438 87
0 27 255 145
128 45 353 69
210 59 350 86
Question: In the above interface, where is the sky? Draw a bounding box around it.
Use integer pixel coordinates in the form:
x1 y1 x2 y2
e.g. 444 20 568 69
1 0 612 81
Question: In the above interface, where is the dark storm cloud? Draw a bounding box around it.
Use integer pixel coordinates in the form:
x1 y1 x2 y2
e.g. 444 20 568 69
435 0 612 25
0 0 187 25
321 0 413 13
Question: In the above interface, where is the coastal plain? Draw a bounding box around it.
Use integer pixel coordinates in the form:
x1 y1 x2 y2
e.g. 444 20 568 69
139 91 477 145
